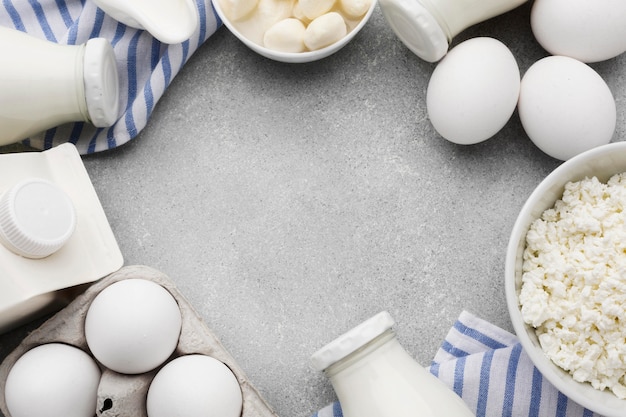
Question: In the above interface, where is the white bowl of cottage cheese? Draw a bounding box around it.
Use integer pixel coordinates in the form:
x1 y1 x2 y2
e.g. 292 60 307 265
506 141 626 417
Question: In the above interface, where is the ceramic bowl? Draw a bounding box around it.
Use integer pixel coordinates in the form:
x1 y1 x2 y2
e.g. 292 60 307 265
505 141 626 417
212 0 377 63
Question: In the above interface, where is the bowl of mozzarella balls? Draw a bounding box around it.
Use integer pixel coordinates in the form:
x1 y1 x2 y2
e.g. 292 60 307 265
213 0 376 63
506 142 626 417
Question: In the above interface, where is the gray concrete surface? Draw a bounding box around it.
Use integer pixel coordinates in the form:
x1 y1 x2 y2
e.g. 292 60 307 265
1 3 626 417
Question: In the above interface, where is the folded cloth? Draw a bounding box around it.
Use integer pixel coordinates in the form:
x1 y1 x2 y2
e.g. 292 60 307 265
313 311 600 417
1 0 220 154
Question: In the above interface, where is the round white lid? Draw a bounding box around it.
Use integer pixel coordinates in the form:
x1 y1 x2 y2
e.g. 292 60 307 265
310 311 395 371
83 38 120 127
379 0 449 63
0 179 77 259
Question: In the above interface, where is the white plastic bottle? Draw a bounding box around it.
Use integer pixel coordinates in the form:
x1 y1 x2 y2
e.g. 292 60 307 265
379 0 528 62
311 311 475 417
0 26 119 146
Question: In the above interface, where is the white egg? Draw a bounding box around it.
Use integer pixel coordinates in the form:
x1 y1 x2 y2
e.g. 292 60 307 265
531 0 626 63
146 354 243 417
85 278 182 374
5 343 101 417
426 37 520 145
518 56 616 161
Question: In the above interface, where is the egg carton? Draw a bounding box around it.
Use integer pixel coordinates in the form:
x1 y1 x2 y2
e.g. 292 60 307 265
0 265 279 417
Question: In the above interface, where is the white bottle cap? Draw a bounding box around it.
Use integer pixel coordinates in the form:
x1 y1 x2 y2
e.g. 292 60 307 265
379 0 449 63
0 179 77 259
83 38 120 128
310 311 395 371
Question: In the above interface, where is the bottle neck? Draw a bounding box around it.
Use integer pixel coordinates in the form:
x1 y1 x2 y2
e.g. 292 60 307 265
324 329 396 378
419 0 528 40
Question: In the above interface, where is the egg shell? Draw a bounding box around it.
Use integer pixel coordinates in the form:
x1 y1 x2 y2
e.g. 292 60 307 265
531 0 626 63
85 278 182 374
518 56 616 161
426 37 520 145
147 355 243 417
5 343 100 417
0 265 278 417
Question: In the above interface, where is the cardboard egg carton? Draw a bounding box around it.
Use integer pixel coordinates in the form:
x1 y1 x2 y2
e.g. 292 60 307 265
0 265 279 417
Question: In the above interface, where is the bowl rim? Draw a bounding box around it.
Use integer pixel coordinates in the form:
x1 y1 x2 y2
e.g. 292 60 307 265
212 0 378 63
505 141 626 417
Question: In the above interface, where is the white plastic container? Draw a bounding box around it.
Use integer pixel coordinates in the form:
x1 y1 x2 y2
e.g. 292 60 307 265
311 311 475 417
0 26 119 147
379 0 528 62
0 143 123 334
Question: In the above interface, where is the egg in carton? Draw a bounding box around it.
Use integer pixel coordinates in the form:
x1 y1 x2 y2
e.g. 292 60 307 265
0 265 279 417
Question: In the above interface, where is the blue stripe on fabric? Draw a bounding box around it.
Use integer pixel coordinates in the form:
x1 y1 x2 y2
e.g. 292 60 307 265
441 340 470 358
528 367 542 417
453 355 466 398
143 38 162 116
196 0 207 41
430 361 440 378
556 392 568 417
333 401 343 417
28 0 56 41
107 125 116 149
69 122 84 145
502 344 522 417
87 128 100 154
454 320 508 350
43 127 57 149
124 30 142 136
54 0 73 28
582 407 594 417
476 350 494 417
209 0 222 26
162 50 172 87
3 0 26 31
67 21 78 44
110 21 126 46
181 39 190 65
88 7 105 39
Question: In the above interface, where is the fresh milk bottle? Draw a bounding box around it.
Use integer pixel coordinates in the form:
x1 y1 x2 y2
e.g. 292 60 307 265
379 0 528 62
0 26 119 146
311 311 475 417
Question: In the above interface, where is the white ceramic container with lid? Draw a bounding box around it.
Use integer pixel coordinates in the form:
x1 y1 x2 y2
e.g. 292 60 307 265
0 26 119 147
311 311 475 417
379 0 527 62
0 143 124 334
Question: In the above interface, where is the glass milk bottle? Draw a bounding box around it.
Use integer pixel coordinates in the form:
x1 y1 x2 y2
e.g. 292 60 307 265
311 311 475 417
379 0 528 62
0 26 119 146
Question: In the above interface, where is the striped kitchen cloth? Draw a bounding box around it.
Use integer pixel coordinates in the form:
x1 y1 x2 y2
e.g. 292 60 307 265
1 0 220 154
313 311 599 417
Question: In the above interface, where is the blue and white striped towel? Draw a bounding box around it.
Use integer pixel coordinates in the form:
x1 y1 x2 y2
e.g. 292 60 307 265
1 0 220 154
313 311 599 417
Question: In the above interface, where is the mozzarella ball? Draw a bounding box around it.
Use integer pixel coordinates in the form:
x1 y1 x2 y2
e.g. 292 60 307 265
297 0 336 20
264 18 306 52
340 0 371 18
304 12 347 51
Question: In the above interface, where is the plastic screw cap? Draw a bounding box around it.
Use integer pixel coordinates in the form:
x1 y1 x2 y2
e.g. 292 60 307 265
83 38 120 127
379 0 449 63
310 311 395 371
0 179 77 259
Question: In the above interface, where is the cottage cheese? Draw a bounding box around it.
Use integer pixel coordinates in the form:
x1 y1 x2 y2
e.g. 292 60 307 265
520 173 626 399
